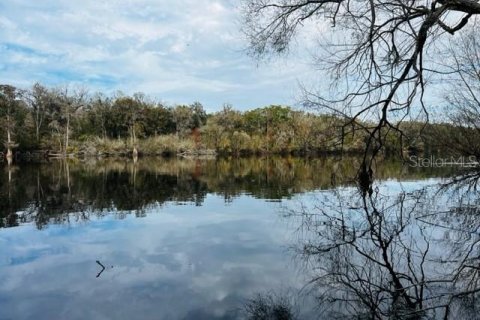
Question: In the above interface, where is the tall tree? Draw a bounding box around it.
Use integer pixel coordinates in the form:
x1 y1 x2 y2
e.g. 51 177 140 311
89 93 112 139
172 105 194 138
0 85 20 160
112 95 145 156
25 83 50 144
443 21 480 156
60 87 87 156
190 101 207 129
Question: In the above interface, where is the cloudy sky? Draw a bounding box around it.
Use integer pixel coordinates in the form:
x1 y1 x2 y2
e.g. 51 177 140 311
0 0 316 111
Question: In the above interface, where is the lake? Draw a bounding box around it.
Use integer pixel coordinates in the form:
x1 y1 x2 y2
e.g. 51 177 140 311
0 157 477 319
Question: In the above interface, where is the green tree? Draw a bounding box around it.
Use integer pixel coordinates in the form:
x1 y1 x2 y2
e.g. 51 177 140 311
143 103 175 136
172 105 193 138
112 95 146 155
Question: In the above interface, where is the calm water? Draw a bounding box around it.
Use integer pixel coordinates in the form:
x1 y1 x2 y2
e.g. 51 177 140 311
0 157 473 319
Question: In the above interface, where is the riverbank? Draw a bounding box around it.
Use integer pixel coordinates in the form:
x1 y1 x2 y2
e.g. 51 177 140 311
2 135 368 162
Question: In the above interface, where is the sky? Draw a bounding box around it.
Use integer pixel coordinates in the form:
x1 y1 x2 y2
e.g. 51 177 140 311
0 0 317 112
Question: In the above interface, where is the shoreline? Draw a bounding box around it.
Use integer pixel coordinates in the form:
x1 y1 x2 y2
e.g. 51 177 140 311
1 148 367 163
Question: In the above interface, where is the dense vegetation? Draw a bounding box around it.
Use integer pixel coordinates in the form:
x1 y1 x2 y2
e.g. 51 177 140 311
0 83 477 159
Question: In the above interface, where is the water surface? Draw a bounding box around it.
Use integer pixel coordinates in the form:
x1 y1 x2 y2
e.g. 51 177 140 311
0 157 462 319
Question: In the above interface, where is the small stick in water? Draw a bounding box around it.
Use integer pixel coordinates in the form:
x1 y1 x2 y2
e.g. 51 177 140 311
96 260 106 278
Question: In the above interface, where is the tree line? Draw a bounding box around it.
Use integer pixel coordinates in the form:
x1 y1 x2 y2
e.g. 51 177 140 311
0 82 477 159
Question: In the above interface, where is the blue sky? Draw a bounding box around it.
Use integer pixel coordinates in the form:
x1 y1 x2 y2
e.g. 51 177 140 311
0 0 316 111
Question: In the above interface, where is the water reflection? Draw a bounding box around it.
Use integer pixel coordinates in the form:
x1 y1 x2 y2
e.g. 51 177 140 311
1 195 305 319
284 177 480 319
0 157 468 320
0 157 454 229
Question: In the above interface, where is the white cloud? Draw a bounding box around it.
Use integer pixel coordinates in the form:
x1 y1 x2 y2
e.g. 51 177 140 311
0 0 314 110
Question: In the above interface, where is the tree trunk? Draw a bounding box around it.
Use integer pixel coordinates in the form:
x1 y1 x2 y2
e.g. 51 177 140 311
131 122 138 158
65 161 71 199
35 108 40 142
64 113 70 157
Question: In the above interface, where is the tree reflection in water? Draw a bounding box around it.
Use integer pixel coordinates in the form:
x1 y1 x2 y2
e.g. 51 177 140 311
244 292 299 320
2 156 476 319
0 156 453 229
281 173 480 319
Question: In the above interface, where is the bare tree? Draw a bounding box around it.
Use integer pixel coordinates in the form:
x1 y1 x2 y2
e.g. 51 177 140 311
243 292 298 320
443 20 480 156
24 83 50 144
285 183 480 319
58 87 87 156
89 93 112 140
241 0 480 168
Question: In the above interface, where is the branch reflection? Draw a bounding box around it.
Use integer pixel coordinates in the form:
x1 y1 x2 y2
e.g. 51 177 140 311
284 176 480 319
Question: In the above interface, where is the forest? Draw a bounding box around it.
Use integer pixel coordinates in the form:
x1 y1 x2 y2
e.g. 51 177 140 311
0 83 477 160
